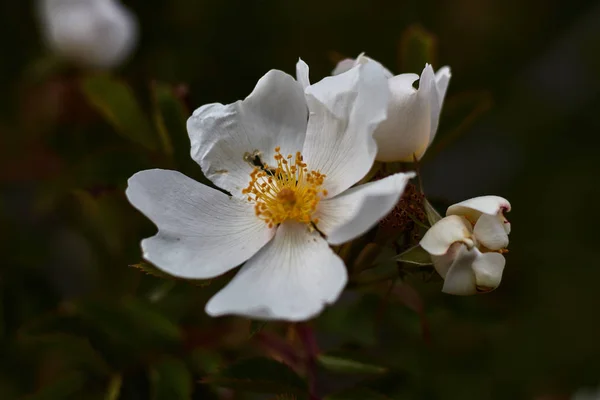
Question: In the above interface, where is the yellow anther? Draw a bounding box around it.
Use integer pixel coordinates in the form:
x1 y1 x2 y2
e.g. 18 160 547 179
243 147 326 227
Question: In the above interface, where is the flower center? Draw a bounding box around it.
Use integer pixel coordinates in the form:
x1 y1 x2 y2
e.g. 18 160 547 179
242 147 327 228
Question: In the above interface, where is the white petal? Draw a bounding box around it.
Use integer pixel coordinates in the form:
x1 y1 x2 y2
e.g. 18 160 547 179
440 247 505 295
331 58 358 76
187 70 308 198
354 54 394 78
441 245 478 295
373 67 430 162
331 54 394 78
472 251 505 292
473 214 509 250
205 222 347 321
302 61 390 197
420 215 473 256
296 58 310 89
447 195 512 236
447 195 511 218
428 66 452 147
435 66 452 105
126 169 274 279
316 172 415 245
430 241 464 279
503 220 511 235
39 0 138 68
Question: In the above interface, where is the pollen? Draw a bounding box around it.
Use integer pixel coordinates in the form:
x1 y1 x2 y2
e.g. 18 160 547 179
242 147 327 227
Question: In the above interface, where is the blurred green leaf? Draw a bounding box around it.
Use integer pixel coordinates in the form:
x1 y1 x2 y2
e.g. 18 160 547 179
398 24 437 72
424 198 443 226
22 334 111 377
0 286 4 341
395 245 432 266
73 297 182 350
23 371 87 400
391 282 424 315
152 82 187 158
72 190 131 255
425 90 493 160
352 243 383 274
151 82 212 183
81 74 158 151
352 246 398 285
317 354 387 375
325 387 391 400
352 262 397 285
150 357 193 400
190 349 223 375
391 282 430 341
105 375 122 400
317 294 378 347
203 357 308 396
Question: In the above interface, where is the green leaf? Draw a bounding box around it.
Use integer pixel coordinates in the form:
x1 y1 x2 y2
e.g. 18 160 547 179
150 357 193 400
398 24 437 73
203 357 308 396
394 245 432 266
23 371 87 400
424 198 443 226
325 387 391 400
151 82 186 158
130 262 212 287
81 74 158 151
317 354 387 375
130 262 178 280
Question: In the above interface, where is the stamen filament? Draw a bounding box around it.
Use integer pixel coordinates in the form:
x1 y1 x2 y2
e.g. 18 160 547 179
242 147 327 227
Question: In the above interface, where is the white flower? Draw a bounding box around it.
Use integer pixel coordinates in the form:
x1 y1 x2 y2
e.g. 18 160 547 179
572 385 600 400
38 0 138 68
332 54 451 162
126 60 415 321
420 196 511 295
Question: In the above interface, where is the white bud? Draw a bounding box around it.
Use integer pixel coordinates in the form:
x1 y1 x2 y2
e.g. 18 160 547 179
38 0 138 69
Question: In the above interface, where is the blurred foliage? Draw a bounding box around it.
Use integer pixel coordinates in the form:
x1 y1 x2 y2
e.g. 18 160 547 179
1 0 600 399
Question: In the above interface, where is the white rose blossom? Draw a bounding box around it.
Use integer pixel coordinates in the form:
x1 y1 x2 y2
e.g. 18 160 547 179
333 54 451 162
126 60 415 321
420 196 511 295
38 0 138 68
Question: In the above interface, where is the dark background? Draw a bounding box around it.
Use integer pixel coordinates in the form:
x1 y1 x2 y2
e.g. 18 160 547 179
1 0 599 399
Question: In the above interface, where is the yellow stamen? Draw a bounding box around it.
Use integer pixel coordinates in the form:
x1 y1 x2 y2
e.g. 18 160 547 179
242 147 327 227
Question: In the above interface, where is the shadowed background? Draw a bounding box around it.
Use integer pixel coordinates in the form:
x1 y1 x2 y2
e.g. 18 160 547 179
1 0 599 399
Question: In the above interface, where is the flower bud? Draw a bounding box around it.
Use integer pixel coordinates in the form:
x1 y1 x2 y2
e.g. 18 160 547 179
38 0 138 69
420 196 510 295
333 54 451 162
